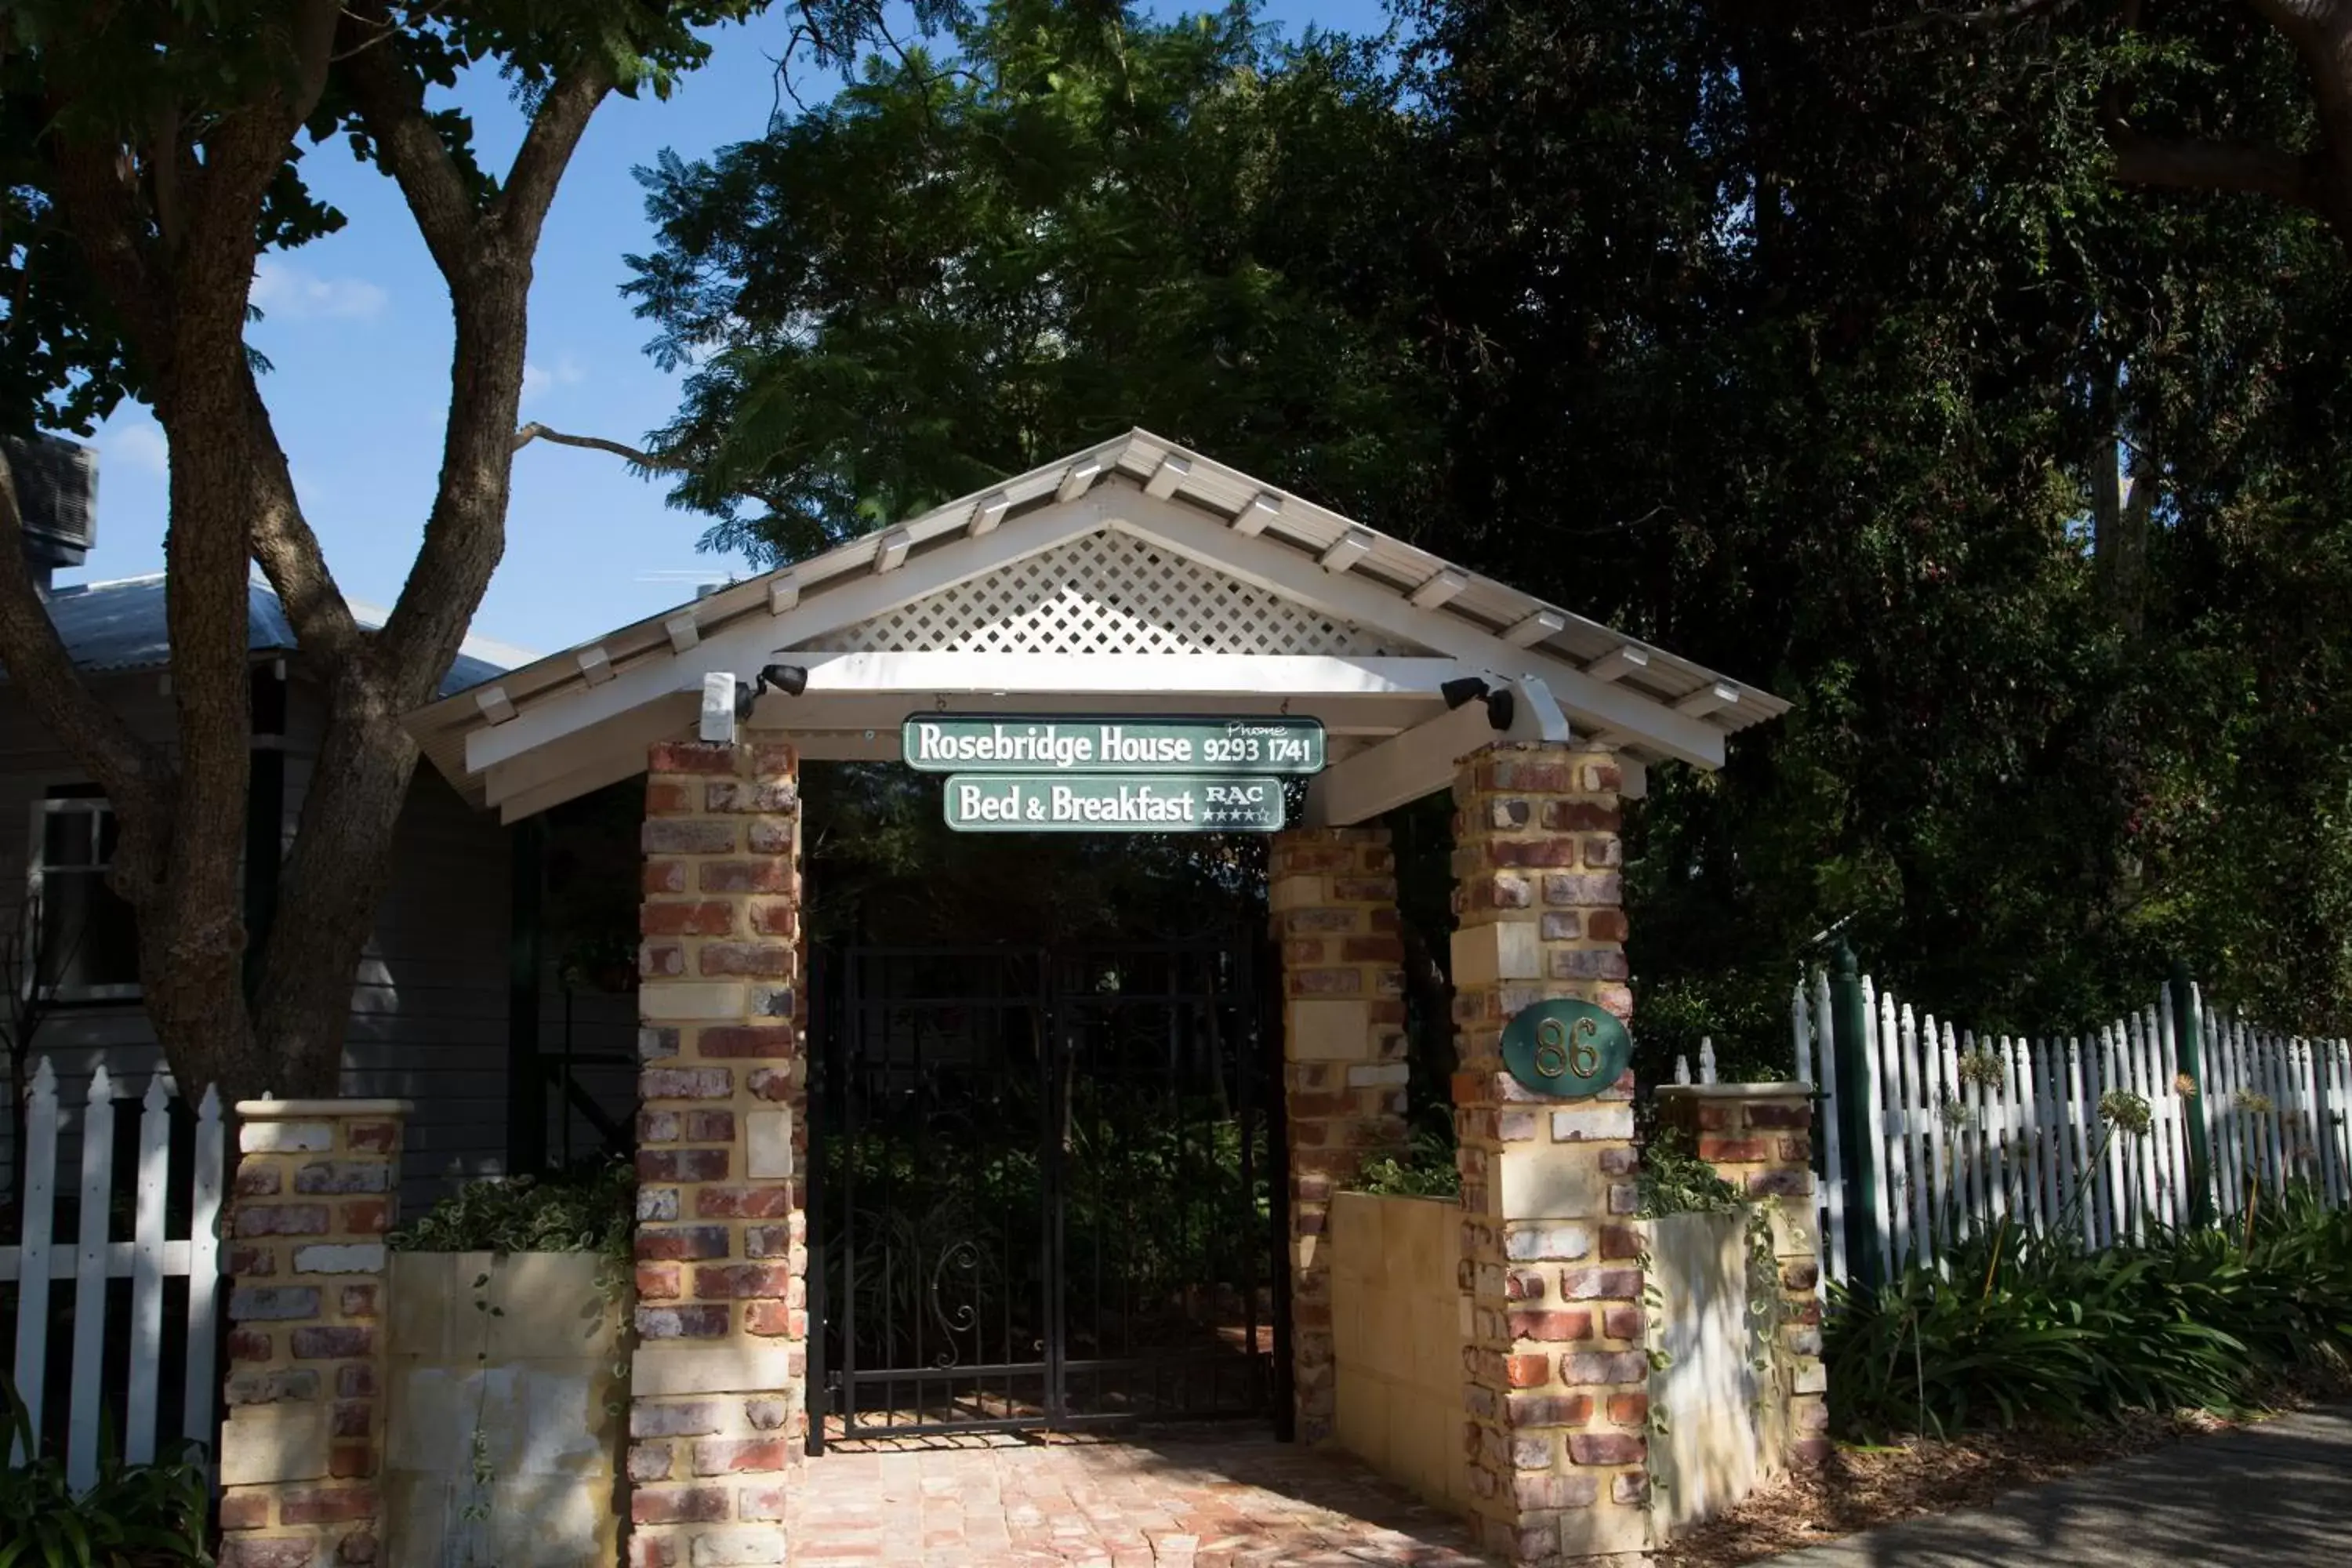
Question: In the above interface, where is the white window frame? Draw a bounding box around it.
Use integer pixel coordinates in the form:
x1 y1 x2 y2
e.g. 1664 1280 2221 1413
25 793 143 1003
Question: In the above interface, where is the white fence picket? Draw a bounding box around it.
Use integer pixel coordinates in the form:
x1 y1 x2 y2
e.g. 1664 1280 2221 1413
1863 977 1896 1273
183 1085 225 1453
7 1058 60 1466
2 1061 227 1491
67 1066 118 1492
125 1073 171 1465
1802 968 2352 1287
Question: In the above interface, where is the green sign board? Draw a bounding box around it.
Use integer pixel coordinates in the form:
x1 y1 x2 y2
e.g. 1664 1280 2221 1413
943 774 1285 833
904 715 1324 775
1500 999 1634 1101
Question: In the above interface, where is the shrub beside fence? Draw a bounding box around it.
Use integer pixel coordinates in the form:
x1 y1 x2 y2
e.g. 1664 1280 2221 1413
1794 955 2352 1287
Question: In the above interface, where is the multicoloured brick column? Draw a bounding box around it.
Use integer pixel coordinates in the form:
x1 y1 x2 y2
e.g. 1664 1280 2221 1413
630 736 808 1568
1653 1084 1829 1468
217 1098 408 1568
1269 826 1410 1445
1450 742 1650 1566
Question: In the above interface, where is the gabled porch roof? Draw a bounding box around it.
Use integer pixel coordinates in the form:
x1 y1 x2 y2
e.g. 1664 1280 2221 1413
405 430 1788 824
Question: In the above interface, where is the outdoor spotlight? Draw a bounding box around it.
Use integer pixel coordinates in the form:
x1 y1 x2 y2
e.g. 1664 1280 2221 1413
1483 688 1516 732
1440 675 1490 711
733 662 811 720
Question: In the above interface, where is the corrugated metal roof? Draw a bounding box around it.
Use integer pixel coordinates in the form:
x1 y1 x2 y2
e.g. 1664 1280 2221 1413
27 571 523 698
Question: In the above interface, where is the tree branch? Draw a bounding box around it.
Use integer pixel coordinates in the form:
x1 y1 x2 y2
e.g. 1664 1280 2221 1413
240 361 365 668
45 133 173 375
1865 0 2070 35
2107 126 2321 206
286 0 342 125
514 423 781 507
0 452 172 832
336 4 480 283
513 421 689 470
492 62 614 249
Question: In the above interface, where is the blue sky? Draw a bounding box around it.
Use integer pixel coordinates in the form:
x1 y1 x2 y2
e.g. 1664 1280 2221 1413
64 2 1394 660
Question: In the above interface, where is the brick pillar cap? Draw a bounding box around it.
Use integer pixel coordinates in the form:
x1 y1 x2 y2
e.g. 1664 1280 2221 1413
1653 1083 1815 1102
235 1098 416 1118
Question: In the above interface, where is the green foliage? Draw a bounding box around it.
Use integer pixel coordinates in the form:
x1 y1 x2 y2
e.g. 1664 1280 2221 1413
1352 1117 1460 1199
1828 1188 2352 1439
1635 1129 1746 1218
390 1160 635 1270
0 1381 212 1568
628 0 1436 564
625 0 2352 1052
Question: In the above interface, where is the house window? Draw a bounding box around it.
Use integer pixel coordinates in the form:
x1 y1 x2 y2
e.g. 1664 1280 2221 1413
29 789 142 1000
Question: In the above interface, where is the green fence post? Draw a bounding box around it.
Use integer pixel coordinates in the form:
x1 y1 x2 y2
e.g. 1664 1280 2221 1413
1831 939 1882 1289
2170 958 2216 1229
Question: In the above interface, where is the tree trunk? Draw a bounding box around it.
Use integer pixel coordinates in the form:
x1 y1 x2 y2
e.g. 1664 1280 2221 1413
0 9 605 1113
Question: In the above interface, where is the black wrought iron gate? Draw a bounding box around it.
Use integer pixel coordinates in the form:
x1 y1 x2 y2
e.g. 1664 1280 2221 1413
808 939 1283 1443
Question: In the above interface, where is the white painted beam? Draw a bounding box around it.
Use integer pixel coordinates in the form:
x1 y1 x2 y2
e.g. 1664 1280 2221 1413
1109 492 1726 768
498 742 670 824
1234 492 1281 536
482 693 699 808
1319 528 1375 575
969 492 1011 536
789 650 1461 699
732 688 1442 738
474 686 516 724
575 646 614 687
767 574 800 615
1301 677 1569 826
1584 644 1649 684
1057 459 1105 503
1410 568 1469 609
872 528 912 574
464 499 1114 776
1514 676 1572 742
1675 681 1740 720
663 613 701 654
1144 454 1191 500
1502 608 1567 648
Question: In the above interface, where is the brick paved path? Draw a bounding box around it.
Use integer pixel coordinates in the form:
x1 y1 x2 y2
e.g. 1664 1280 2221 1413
786 1428 1494 1566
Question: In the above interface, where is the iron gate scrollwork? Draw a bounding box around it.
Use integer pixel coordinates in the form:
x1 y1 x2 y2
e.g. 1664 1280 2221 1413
808 939 1282 1442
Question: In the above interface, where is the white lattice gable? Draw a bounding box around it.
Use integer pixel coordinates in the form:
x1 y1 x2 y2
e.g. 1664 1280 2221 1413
805 529 1432 658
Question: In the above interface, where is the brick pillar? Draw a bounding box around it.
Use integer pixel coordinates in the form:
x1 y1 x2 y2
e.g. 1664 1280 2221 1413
630 736 808 1568
217 1098 408 1568
1269 826 1410 1446
1450 742 1649 1567
1653 1084 1829 1468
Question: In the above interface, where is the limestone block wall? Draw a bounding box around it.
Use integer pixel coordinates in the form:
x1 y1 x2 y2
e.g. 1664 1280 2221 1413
1447 743 1650 1567
1654 1084 1829 1470
1269 826 1410 1445
382 1251 626 1568
1329 1192 1473 1517
217 1099 407 1568
629 735 809 1568
1643 1210 1784 1541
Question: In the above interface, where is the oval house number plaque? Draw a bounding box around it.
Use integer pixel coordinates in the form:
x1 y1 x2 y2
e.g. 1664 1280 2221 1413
1501 999 1632 1101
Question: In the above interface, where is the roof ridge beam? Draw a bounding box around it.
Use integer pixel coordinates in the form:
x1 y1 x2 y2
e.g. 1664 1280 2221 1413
1104 492 1725 768
1501 608 1567 647
1409 568 1468 608
1584 644 1649 684
1319 527 1375 574
1144 453 1191 499
1234 492 1282 536
1675 681 1740 720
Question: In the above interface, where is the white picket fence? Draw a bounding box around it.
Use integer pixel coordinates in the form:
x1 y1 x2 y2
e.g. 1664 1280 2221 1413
1792 971 2352 1285
1 1058 225 1488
